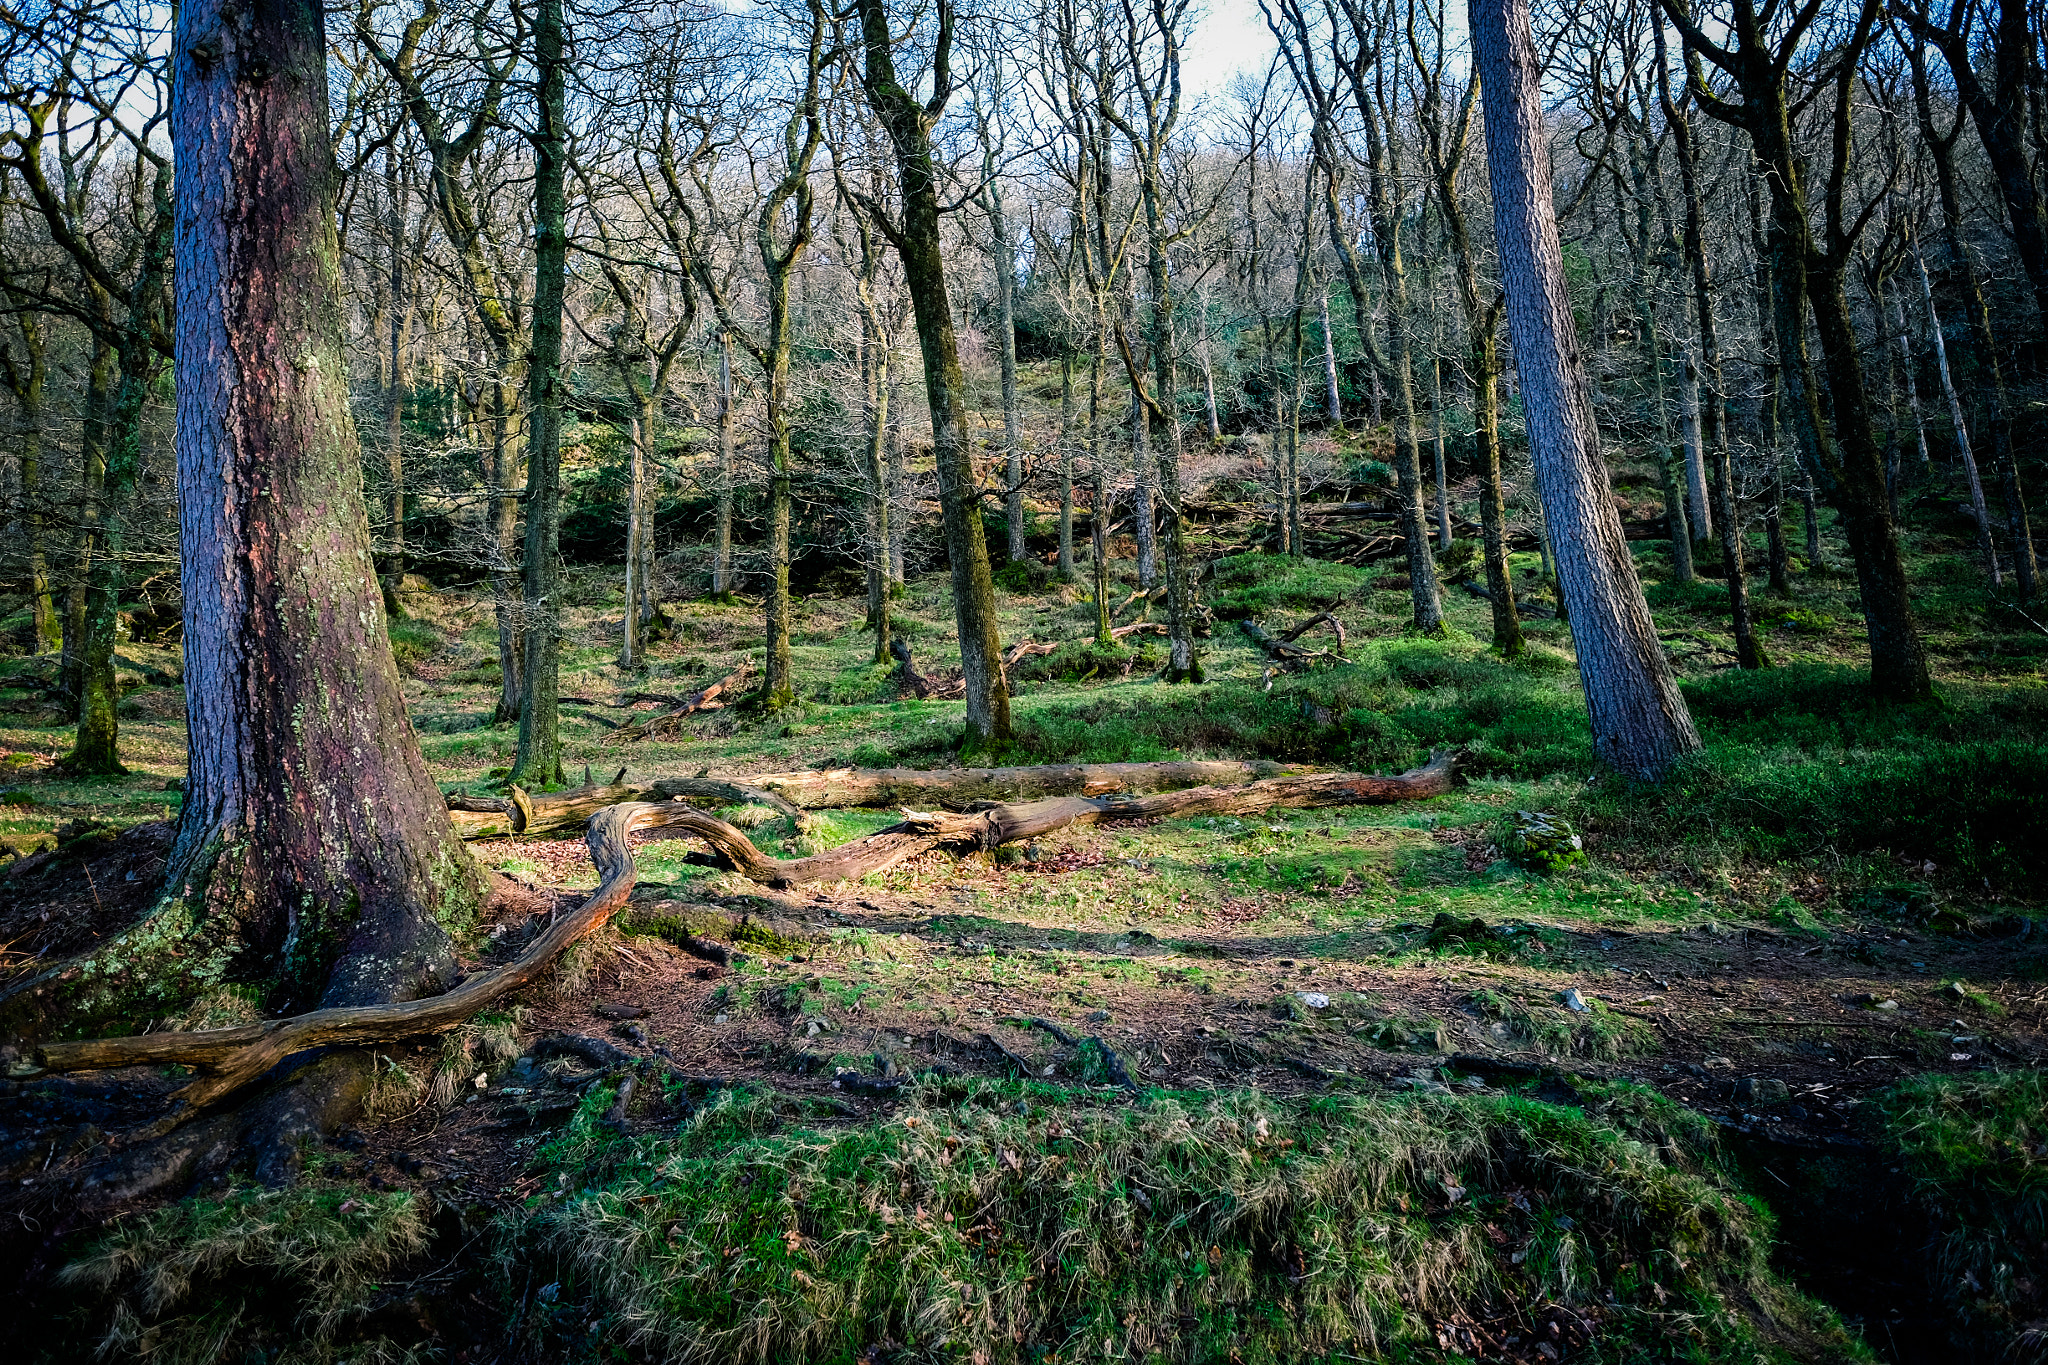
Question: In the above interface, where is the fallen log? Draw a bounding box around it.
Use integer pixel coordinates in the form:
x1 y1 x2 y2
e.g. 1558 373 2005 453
35 754 1459 1122
728 757 1319 809
1239 614 1346 670
445 772 810 839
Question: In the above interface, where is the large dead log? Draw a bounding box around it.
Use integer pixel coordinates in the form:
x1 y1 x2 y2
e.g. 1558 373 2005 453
729 757 1320 809
445 772 809 839
33 753 1459 1120
450 759 1338 839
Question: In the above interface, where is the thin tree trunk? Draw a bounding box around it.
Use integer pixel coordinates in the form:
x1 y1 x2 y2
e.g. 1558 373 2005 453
714 332 734 596
512 0 567 789
1090 345 1112 642
991 187 1025 564
1130 371 1156 588
887 370 906 584
170 0 485 1010
622 411 645 668
1918 251 1999 584
1319 291 1342 423
864 307 892 664
1429 355 1451 551
383 149 407 615
1886 287 1932 476
490 379 523 725
1474 0 1699 779
1679 356 1712 543
1912 38 2037 598
1199 334 1221 441
1058 353 1075 578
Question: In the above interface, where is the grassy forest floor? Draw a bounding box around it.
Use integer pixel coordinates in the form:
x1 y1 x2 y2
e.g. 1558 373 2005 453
0 485 2044 1364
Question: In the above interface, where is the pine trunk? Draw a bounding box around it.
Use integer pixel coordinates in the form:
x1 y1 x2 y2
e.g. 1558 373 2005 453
171 0 485 1010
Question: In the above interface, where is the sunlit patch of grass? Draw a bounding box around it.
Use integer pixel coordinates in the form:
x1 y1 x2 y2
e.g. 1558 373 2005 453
529 1078 1864 1364
57 1175 432 1364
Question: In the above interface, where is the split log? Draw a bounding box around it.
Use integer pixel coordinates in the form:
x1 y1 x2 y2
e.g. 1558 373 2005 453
609 668 748 741
888 638 967 699
729 757 1317 809
1279 611 1348 654
1109 621 1167 641
1239 614 1346 670
35 754 1459 1121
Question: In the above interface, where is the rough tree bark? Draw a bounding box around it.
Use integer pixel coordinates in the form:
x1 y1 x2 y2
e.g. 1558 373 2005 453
511 0 568 788
1473 0 1701 780
167 0 486 1014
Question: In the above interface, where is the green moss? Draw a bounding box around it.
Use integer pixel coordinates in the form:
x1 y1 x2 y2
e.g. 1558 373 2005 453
527 1081 1863 1364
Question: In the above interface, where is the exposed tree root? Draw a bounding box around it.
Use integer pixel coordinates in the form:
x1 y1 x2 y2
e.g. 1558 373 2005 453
34 753 1459 1128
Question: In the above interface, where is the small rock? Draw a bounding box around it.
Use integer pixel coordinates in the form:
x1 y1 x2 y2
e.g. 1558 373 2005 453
1505 811 1585 874
713 1013 729 1025
1875 999 1900 1011
1086 1009 1111 1023
1297 991 1331 1010
1702 1056 1734 1070
1734 1077 1790 1105
1943 981 1973 1002
614 1022 648 1046
595 1003 648 1021
1560 988 1589 1013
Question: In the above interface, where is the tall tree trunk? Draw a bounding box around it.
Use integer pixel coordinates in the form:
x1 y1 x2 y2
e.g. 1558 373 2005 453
1678 358 1711 543
1057 353 1075 578
855 0 1011 745
1912 37 2038 598
864 307 892 663
512 0 567 788
1429 355 1451 551
1355 110 1444 632
886 371 906 584
1657 29 1764 669
4 316 60 652
621 404 647 668
991 187 1025 564
68 347 155 775
1090 344 1112 642
382 150 407 616
1199 334 1221 441
1640 284 1694 584
1918 251 2000 583
61 338 115 713
1129 377 1156 587
1474 0 1700 780
171 0 485 1011
714 331 734 596
489 379 523 725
